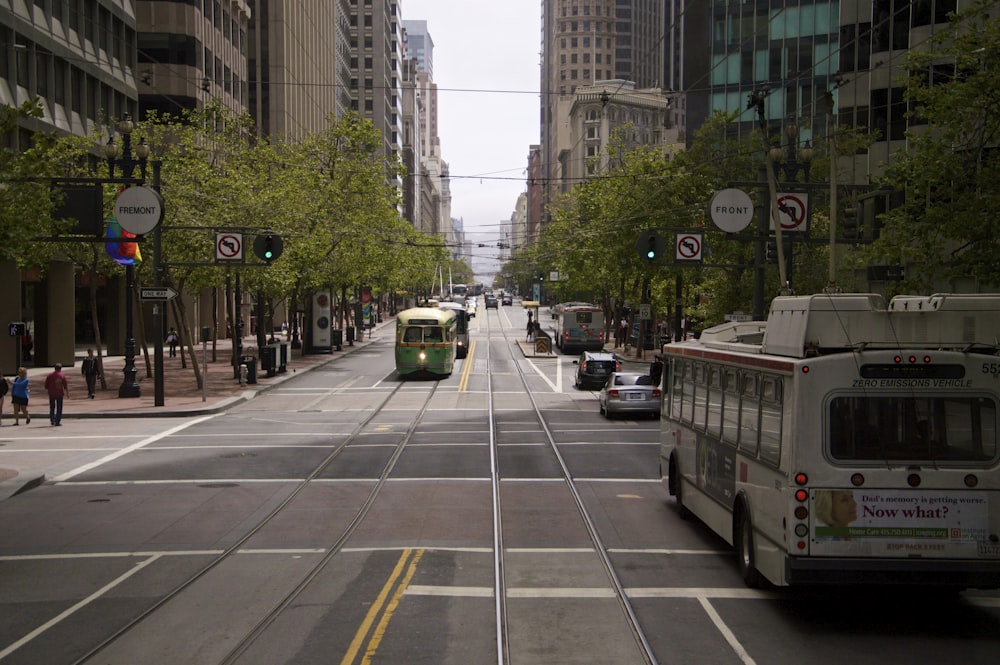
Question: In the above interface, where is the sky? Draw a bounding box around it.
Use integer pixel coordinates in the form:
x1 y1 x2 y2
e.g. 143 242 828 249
403 0 540 278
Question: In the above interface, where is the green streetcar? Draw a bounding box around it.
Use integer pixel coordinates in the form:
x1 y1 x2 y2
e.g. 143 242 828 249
395 307 458 378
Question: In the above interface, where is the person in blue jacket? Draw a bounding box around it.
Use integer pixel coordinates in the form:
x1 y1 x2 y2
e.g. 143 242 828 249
10 367 30 426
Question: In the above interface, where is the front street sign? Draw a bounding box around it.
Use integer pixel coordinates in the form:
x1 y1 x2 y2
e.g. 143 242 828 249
139 286 178 302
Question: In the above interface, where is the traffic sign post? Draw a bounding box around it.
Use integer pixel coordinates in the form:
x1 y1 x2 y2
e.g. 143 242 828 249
139 286 178 302
216 232 244 261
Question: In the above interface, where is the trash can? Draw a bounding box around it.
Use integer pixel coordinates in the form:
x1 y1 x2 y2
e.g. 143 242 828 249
260 344 278 377
332 329 343 351
346 326 355 346
278 342 289 372
241 356 257 384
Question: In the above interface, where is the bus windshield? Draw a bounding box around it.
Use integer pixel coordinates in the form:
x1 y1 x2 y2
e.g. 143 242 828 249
829 395 998 463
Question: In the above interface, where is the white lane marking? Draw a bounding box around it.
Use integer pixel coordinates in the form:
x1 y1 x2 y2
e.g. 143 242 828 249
0 551 224 561
699 596 759 665
52 415 217 482
406 585 493 597
524 356 558 392
0 554 162 660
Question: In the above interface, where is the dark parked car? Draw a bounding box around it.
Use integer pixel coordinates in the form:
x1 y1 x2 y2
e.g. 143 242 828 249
598 372 661 418
573 351 620 390
485 295 499 309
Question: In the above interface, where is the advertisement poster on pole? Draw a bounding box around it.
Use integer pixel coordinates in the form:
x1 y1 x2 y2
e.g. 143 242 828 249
312 291 331 349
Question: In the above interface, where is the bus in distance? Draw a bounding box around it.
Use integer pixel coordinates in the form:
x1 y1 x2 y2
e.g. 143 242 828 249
659 293 1000 589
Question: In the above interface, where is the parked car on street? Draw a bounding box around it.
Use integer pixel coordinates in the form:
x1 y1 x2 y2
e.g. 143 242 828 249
598 372 661 418
573 351 619 390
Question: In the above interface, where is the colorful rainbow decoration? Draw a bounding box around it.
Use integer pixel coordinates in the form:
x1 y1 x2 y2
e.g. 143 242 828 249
105 214 142 266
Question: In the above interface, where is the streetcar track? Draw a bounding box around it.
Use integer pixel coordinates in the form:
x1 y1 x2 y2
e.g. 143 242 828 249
67 378 443 665
487 304 659 665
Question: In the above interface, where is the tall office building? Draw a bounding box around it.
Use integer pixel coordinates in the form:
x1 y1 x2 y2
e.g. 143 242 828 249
401 19 438 159
539 0 665 225
246 2 340 141
348 0 403 167
681 1 840 149
0 1 138 145
401 17 451 249
137 1 250 121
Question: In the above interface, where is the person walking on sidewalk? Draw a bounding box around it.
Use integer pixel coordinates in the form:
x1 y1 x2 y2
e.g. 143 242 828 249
526 311 534 342
44 363 69 426
11 367 30 425
81 348 101 398
0 367 8 426
165 327 180 357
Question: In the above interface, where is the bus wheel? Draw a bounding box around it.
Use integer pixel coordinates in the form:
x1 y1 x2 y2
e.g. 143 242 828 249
736 507 763 588
670 459 692 520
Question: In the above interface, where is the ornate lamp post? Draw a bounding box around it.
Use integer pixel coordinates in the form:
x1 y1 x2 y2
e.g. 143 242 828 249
769 120 813 183
104 114 149 398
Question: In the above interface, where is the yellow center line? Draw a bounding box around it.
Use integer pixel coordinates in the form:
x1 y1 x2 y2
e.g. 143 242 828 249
458 339 476 392
361 549 424 664
340 548 416 665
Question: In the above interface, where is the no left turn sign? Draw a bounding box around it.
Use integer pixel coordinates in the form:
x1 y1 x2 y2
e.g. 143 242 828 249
676 233 702 261
769 193 809 231
216 232 243 260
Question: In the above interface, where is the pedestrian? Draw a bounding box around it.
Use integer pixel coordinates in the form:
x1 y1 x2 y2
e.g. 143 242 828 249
526 311 534 342
81 348 101 398
21 331 32 361
0 367 7 426
10 367 30 425
166 327 180 357
44 363 69 426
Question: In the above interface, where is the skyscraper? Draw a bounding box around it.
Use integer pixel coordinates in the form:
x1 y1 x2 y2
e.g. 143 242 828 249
539 0 664 225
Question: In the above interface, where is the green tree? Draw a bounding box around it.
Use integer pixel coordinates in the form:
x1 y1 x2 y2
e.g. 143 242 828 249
873 0 1000 291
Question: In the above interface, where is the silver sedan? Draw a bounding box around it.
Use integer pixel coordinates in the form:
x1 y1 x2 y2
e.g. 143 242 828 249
598 372 661 419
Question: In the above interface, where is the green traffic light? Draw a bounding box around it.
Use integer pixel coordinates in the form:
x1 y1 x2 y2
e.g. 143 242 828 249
646 249 655 259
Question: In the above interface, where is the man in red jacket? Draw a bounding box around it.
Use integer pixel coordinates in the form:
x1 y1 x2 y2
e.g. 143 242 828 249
44 363 69 426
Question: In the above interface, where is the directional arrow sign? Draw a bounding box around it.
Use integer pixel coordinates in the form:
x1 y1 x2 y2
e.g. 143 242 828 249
139 286 178 301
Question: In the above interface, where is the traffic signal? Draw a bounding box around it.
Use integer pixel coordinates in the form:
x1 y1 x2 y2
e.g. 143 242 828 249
253 232 283 262
841 205 860 240
766 240 778 263
636 230 666 262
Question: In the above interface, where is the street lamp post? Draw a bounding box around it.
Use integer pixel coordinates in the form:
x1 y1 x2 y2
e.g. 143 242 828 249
104 114 149 398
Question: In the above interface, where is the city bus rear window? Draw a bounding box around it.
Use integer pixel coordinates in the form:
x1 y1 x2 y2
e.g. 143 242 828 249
828 395 998 463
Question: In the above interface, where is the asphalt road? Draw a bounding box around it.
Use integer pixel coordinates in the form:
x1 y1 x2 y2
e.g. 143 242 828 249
1 303 999 664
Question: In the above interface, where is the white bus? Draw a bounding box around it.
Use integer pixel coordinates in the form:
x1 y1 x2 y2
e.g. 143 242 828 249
659 293 1000 589
555 304 605 353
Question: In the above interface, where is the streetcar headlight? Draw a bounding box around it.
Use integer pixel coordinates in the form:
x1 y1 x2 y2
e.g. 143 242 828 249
419 351 427 361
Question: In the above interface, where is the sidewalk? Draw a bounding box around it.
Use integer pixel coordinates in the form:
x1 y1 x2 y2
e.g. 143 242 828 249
4 324 390 420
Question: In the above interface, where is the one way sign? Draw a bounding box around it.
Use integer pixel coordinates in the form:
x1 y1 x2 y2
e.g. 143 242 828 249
139 286 178 301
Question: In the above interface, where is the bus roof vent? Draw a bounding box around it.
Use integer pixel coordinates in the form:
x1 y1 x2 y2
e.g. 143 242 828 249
698 321 767 353
762 293 1000 357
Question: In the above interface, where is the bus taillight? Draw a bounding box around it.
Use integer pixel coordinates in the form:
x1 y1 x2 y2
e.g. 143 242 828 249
794 489 808 502
794 472 808 486
965 474 979 488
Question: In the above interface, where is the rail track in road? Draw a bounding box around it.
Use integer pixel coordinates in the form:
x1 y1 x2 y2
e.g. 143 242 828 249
481 304 658 665
68 377 443 665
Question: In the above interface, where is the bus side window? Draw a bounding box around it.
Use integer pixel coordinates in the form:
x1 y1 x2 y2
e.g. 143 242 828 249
739 372 759 456
759 376 782 466
680 360 695 424
722 368 739 444
707 366 723 439
669 359 683 421
692 362 708 430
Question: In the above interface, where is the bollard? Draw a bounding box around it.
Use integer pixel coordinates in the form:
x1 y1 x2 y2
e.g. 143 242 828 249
239 362 248 386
